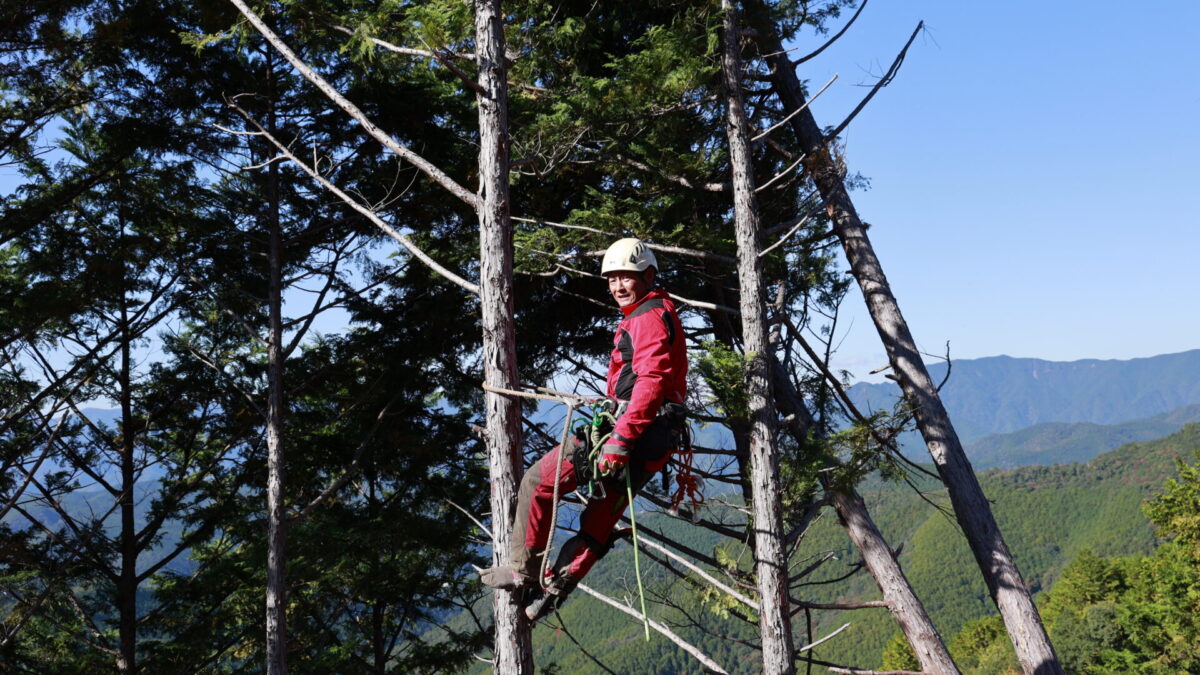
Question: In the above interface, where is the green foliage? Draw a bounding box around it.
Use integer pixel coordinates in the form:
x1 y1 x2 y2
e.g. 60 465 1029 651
945 443 1200 674
695 339 751 421
881 632 919 670
1144 450 1200 547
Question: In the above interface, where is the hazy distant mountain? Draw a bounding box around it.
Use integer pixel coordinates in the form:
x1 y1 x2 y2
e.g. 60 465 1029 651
965 402 1200 469
847 349 1200 442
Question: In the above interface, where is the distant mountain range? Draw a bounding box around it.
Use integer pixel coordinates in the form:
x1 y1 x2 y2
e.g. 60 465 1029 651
847 349 1200 448
965 402 1200 469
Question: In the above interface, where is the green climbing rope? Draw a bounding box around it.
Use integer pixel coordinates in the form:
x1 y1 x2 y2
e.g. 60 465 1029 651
588 402 650 639
626 469 650 641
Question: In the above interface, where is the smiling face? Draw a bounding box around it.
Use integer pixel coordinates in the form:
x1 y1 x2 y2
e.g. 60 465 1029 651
606 268 654 308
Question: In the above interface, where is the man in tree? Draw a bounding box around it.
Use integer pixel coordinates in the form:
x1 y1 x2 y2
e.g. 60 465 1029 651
481 238 689 620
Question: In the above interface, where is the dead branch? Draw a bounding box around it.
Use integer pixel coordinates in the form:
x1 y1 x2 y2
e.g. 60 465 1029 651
226 0 480 207
575 583 730 674
218 106 480 296
751 74 836 142
830 662 921 667
791 0 869 67
417 35 487 97
825 22 922 141
754 152 806 193
634 533 759 611
668 293 739 314
798 621 851 652
325 22 475 60
613 153 728 192
794 599 887 611
759 212 814 258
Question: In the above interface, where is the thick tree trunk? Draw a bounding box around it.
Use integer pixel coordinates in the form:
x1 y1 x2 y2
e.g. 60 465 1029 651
264 75 288 674
772 363 958 673
474 1 533 671
720 5 795 672
746 5 1061 672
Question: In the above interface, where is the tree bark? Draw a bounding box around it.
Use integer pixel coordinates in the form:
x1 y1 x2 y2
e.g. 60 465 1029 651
772 362 958 674
720 5 795 672
116 267 137 675
264 61 289 673
746 5 1061 672
829 491 959 674
474 1 533 671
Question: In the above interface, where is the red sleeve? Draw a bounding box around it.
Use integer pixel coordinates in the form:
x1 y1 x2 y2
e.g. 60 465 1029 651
610 310 674 446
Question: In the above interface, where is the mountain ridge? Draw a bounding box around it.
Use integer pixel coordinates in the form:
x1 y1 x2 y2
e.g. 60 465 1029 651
847 348 1200 442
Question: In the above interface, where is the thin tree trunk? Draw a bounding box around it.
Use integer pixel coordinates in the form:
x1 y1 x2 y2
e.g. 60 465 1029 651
772 362 958 674
474 1 533 671
746 5 1061 672
720 4 795 672
829 491 959 674
264 58 289 673
117 276 137 675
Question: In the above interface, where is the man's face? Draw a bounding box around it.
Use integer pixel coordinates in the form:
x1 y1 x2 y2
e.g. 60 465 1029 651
606 269 652 308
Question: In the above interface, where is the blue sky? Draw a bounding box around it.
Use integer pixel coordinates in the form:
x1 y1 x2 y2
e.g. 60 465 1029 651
4 3 1195 386
796 2 1200 379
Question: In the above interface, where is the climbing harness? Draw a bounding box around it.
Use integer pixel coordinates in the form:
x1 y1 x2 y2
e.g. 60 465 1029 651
481 381 698 635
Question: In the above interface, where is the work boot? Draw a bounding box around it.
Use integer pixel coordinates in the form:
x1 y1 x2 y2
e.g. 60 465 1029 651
523 571 579 621
479 565 531 590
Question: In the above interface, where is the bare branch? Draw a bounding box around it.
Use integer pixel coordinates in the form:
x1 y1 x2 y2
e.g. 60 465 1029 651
417 35 487 97
826 22 923 142
225 0 480 207
613 153 728 192
634 534 759 611
750 74 836 142
668 292 739 315
220 106 480 296
326 22 475 60
830 662 921 667
576 583 730 674
791 0 869 67
759 212 813 258
754 152 805 193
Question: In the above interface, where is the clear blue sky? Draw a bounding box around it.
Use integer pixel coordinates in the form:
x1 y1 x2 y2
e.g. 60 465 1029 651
4 3 1196 385
796 1 1200 380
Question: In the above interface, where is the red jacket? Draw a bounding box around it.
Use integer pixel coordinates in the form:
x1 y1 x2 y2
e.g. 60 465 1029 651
605 289 687 447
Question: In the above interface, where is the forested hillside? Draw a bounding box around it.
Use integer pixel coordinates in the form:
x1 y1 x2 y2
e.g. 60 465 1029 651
966 403 1200 469
5 1 1186 673
487 425 1200 673
848 351 1200 442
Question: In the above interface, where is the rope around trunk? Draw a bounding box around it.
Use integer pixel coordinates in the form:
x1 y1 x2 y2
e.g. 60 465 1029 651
482 382 590 589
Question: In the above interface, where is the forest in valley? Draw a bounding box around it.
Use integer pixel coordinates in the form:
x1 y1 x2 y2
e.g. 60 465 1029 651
3 1 1197 674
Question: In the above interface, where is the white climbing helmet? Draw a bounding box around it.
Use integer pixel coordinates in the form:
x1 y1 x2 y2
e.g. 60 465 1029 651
600 238 658 276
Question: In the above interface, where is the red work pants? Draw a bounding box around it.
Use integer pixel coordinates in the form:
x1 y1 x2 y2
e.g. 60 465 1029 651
511 420 671 580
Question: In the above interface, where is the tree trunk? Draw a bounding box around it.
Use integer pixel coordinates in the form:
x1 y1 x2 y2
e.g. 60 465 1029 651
829 491 959 674
772 362 958 674
474 1 533 671
746 5 1061 672
117 278 137 675
264 64 289 673
720 5 795 672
